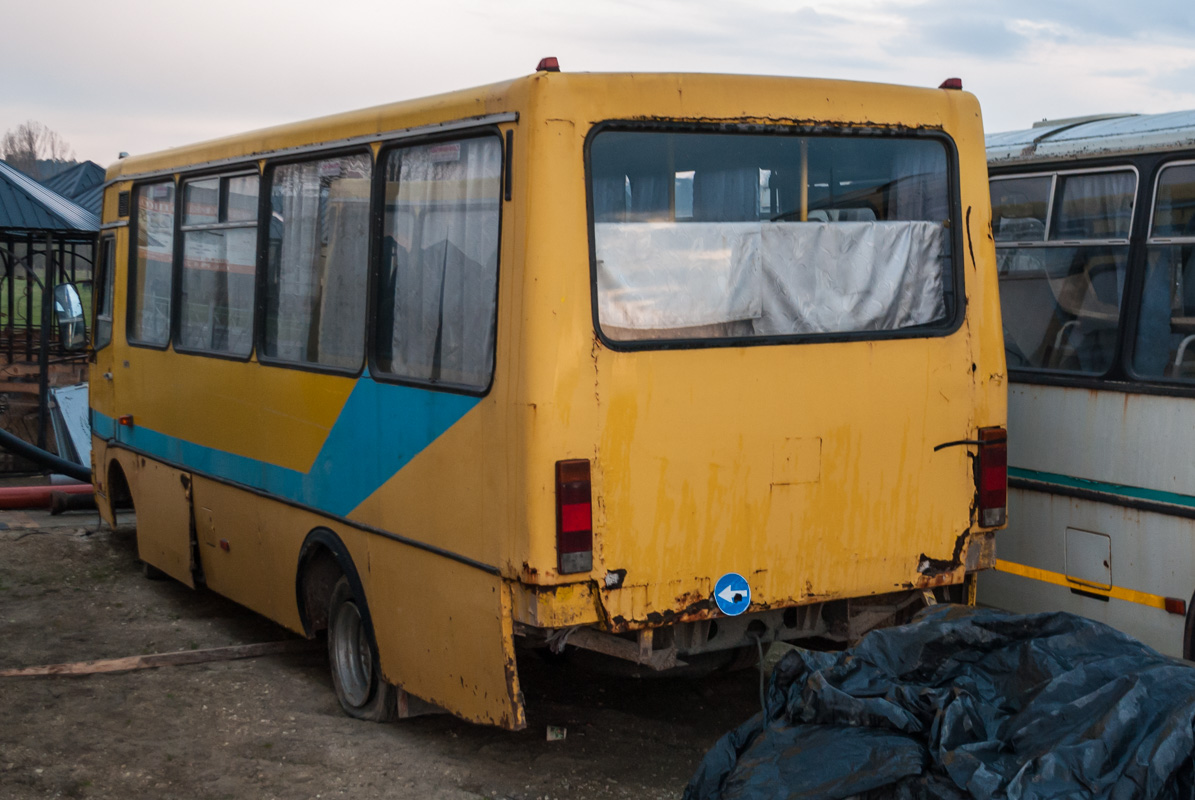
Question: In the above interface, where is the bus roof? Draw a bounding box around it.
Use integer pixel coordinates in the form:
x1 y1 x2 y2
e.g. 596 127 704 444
106 72 975 185
987 109 1195 167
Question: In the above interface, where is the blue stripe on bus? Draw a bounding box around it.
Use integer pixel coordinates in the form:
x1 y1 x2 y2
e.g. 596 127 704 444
92 376 481 518
1009 467 1195 509
91 409 115 440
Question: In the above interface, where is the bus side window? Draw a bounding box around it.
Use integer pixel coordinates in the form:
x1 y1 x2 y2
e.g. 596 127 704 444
94 236 115 350
177 174 258 357
127 181 175 347
373 136 502 391
262 153 372 371
993 170 1134 374
1133 163 1195 380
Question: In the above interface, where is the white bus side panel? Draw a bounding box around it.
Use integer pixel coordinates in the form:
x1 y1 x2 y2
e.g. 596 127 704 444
1007 385 1195 496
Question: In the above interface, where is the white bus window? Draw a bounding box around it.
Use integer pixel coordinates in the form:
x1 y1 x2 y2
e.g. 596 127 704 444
1054 171 1135 240
991 176 1050 243
263 154 371 371
178 173 259 356
374 136 501 390
992 169 1135 373
128 181 175 346
184 178 220 225
1133 163 1195 379
589 130 955 343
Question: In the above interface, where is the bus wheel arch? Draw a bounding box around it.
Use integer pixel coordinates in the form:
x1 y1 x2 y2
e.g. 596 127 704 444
296 528 396 722
105 457 164 579
107 458 133 512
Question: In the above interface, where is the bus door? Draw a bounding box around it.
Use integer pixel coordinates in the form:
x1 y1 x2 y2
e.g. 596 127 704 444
90 233 119 524
116 181 196 586
90 234 117 433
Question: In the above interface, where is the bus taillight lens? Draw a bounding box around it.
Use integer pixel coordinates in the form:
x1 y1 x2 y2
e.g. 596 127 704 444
556 459 593 574
978 427 1007 528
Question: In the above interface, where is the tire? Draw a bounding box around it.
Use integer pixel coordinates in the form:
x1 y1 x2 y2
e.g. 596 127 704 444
327 575 396 721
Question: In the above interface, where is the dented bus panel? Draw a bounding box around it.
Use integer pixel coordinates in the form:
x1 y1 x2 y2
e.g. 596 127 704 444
91 71 1004 729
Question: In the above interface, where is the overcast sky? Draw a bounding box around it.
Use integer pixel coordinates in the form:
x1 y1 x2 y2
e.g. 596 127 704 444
4 0 1195 167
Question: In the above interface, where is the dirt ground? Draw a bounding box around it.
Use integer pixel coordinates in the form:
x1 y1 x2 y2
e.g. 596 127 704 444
0 509 762 800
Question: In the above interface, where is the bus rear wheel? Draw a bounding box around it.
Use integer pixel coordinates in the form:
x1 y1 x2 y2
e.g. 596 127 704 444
327 576 396 722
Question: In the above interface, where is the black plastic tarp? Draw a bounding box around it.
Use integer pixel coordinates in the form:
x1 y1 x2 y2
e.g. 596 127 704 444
685 605 1195 800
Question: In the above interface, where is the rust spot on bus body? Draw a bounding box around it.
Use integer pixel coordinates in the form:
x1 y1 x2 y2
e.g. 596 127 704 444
918 529 970 578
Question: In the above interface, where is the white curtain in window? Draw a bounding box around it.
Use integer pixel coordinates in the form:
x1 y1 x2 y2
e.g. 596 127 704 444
1056 171 1135 239
387 138 501 387
756 221 946 333
890 147 949 222
596 222 762 329
595 220 946 335
270 165 323 361
316 178 370 366
268 155 369 368
132 184 175 344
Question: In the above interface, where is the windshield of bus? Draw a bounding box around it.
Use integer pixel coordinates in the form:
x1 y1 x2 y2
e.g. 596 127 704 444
588 128 958 344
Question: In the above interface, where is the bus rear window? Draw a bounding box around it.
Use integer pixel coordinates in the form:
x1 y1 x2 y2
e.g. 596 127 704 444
588 129 956 344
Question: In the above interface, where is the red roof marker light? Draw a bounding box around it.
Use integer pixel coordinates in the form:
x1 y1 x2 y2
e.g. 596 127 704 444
939 77 963 90
537 57 560 73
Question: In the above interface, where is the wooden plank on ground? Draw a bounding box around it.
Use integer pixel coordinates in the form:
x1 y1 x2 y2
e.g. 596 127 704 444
0 639 319 677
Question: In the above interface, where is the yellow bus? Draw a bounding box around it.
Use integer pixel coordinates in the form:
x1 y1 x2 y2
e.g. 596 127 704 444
89 64 1006 729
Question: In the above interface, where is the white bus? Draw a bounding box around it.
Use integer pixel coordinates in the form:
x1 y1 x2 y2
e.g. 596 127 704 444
980 110 1195 658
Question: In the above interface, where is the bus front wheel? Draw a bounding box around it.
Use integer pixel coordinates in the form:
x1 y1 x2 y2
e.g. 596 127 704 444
327 576 396 722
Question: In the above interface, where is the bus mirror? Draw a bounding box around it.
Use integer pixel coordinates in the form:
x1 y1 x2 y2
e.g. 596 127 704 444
53 284 87 352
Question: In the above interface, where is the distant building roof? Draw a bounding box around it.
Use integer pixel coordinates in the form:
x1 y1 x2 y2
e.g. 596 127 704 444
0 159 98 233
40 161 105 216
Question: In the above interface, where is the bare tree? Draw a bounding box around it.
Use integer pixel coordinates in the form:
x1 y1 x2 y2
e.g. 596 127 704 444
2 120 76 180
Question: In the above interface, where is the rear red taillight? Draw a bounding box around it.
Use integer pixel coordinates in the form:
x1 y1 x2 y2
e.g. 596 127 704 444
978 427 1007 527
556 459 593 574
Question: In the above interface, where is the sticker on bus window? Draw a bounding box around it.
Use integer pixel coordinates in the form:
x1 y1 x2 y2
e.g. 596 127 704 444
319 161 342 178
428 143 462 162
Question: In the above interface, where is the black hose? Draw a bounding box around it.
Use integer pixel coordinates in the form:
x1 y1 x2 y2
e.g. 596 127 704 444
752 633 767 718
0 425 91 482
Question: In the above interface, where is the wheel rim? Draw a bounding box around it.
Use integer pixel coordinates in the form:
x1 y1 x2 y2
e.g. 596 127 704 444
331 598 374 708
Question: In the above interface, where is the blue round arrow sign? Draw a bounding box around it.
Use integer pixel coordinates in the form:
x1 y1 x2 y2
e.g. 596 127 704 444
713 572 751 616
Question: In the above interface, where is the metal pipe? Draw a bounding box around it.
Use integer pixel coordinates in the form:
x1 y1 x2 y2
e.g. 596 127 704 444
24 237 33 362
4 242 12 364
0 483 92 510
0 423 91 482
37 232 53 449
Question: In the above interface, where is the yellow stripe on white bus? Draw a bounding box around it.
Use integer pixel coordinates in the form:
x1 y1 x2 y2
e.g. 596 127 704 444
995 559 1171 612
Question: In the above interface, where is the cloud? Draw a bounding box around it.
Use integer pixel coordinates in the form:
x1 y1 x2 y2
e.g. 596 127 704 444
4 0 1195 163
910 18 1029 58
905 0 1195 42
